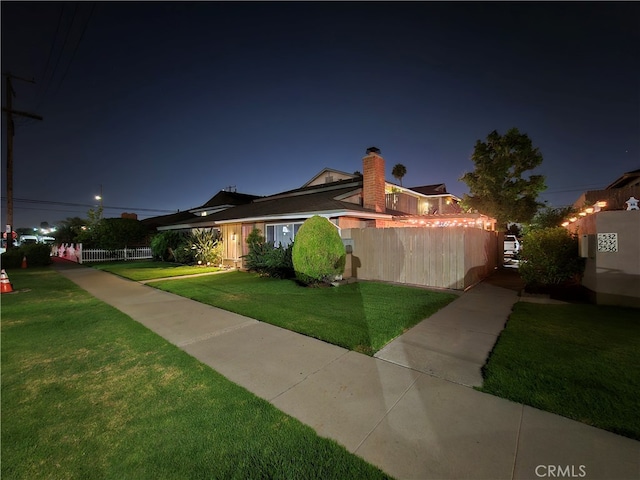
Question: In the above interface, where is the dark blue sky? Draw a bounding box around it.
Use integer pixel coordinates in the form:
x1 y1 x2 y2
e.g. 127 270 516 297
2 2 639 228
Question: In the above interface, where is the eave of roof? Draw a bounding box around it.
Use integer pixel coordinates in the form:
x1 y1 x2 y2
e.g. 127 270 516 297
214 209 393 225
301 168 360 187
141 210 198 228
197 190 262 209
605 169 640 190
409 184 449 195
258 178 362 201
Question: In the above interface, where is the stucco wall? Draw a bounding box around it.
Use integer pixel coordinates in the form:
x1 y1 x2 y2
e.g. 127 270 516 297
581 210 640 308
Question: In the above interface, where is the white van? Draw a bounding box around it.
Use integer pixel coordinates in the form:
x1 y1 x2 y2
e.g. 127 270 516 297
504 235 521 257
19 235 39 246
38 236 56 245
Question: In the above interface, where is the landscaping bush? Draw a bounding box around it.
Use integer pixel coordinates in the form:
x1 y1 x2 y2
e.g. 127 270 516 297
519 227 584 287
188 228 223 265
244 228 270 272
1 248 23 269
174 244 195 265
243 228 294 278
263 243 294 278
1 244 52 268
150 230 188 261
292 216 345 286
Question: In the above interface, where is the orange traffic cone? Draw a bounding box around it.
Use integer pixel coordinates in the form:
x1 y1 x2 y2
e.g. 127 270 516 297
21 255 27 269
0 269 14 294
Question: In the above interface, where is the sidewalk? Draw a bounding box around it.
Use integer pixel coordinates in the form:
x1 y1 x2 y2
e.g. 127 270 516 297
53 260 639 480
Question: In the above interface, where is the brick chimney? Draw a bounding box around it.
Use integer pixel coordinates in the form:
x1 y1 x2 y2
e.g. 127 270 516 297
362 147 386 213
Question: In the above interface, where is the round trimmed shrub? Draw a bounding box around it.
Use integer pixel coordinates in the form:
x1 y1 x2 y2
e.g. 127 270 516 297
292 216 345 285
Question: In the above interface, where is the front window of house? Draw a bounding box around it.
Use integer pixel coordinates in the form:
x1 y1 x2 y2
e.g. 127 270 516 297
266 223 303 247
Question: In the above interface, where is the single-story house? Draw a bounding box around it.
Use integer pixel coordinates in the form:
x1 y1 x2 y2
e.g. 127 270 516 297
143 147 496 268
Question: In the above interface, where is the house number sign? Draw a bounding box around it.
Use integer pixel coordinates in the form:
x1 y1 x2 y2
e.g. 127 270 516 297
597 233 618 253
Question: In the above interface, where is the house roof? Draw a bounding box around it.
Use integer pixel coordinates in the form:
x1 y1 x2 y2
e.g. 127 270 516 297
409 183 449 195
158 178 404 229
140 210 198 229
150 165 457 230
143 190 259 228
198 190 262 209
190 181 378 225
605 169 640 190
301 168 360 187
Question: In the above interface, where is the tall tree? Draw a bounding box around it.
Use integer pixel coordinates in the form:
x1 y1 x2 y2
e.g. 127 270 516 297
460 128 546 229
54 217 87 243
392 163 407 186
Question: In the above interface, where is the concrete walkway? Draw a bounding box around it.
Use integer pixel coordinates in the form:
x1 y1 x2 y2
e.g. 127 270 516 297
53 261 639 480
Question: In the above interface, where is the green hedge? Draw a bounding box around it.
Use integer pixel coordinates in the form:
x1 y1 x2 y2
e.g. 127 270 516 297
1 244 53 269
519 227 584 287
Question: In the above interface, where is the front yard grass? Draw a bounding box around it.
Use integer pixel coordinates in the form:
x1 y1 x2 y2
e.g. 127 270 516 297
1 268 391 480
92 260 222 281
151 271 458 355
480 302 640 440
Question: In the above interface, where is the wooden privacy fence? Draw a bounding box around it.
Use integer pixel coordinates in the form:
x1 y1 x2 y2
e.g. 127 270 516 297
341 227 498 290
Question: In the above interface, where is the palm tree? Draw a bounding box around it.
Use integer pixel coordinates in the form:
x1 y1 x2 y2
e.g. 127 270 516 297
392 164 407 186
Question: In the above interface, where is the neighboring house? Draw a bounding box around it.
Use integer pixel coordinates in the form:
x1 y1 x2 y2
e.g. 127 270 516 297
572 168 640 211
145 147 496 268
564 168 640 308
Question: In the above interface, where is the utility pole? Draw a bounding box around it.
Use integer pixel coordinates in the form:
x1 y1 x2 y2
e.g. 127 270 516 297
2 72 43 250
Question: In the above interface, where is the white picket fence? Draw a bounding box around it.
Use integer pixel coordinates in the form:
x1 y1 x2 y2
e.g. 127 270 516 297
80 247 153 264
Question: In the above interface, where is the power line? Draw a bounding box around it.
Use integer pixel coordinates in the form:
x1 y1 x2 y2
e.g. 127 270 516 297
51 3 95 101
1 196 177 213
36 4 78 109
3 204 161 219
34 4 65 109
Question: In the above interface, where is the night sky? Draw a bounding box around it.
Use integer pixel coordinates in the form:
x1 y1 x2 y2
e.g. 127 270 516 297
2 2 639 229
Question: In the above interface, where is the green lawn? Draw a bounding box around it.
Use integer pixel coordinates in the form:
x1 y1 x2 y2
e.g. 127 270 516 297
92 260 222 281
480 302 640 440
151 271 458 355
1 268 392 480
